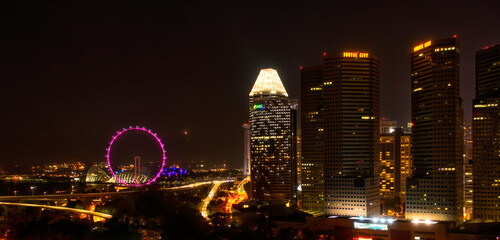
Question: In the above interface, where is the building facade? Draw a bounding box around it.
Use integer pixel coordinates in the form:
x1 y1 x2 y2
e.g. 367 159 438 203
473 44 500 221
300 66 325 214
242 123 251 176
249 68 295 202
380 128 411 216
405 37 464 222
463 121 473 220
301 51 381 217
323 51 381 217
305 217 500 240
290 99 299 203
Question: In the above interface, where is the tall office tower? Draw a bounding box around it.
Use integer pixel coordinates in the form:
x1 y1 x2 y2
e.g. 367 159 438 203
406 37 464 222
380 133 397 200
300 66 325 214
379 128 412 216
290 99 299 203
463 121 473 220
463 121 473 161
323 51 380 217
301 52 380 217
464 158 473 220
296 128 302 205
249 68 294 202
380 118 398 135
473 44 500 221
400 134 412 197
242 123 251 176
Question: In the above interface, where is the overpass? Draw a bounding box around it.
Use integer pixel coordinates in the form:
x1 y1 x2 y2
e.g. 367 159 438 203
0 202 112 219
0 180 234 201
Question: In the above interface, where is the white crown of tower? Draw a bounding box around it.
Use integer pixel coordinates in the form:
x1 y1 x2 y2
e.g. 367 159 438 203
249 68 288 97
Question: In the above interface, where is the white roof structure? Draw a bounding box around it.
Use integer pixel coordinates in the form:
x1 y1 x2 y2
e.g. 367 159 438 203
249 68 288 97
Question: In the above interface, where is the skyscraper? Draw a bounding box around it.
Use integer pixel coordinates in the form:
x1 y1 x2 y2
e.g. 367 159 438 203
301 51 381 217
473 44 500 221
249 68 295 202
296 128 302 205
463 121 473 220
379 127 411 216
406 37 464 222
290 99 299 203
323 51 380 217
300 65 325 214
242 123 251 176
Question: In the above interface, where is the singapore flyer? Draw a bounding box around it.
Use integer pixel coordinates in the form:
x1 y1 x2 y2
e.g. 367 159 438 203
106 126 166 187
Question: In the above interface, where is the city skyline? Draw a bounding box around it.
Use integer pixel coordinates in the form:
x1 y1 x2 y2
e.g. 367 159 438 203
2 1 500 170
2 2 500 239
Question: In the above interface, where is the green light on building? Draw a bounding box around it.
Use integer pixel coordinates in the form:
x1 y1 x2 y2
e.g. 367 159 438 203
254 104 264 109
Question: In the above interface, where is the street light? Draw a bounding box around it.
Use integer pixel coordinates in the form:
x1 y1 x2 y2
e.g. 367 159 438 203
14 190 17 196
30 186 36 196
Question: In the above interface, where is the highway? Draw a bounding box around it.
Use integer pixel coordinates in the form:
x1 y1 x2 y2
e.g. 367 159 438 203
236 176 250 191
200 180 233 218
0 179 235 219
0 202 112 219
0 191 137 201
0 179 234 201
225 176 250 213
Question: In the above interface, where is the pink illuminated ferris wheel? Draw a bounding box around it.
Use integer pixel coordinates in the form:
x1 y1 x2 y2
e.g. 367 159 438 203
106 126 166 186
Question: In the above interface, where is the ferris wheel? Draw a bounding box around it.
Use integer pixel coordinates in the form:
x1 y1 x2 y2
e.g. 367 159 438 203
106 126 166 186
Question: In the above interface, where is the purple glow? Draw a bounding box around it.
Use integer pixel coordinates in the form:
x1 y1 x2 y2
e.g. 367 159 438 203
106 126 167 187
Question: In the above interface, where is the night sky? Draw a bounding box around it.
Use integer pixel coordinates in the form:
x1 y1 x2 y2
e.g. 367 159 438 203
1 1 500 171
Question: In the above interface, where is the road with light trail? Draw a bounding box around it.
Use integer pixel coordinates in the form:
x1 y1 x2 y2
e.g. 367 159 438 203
200 180 234 218
0 179 235 218
0 179 235 201
0 202 112 218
